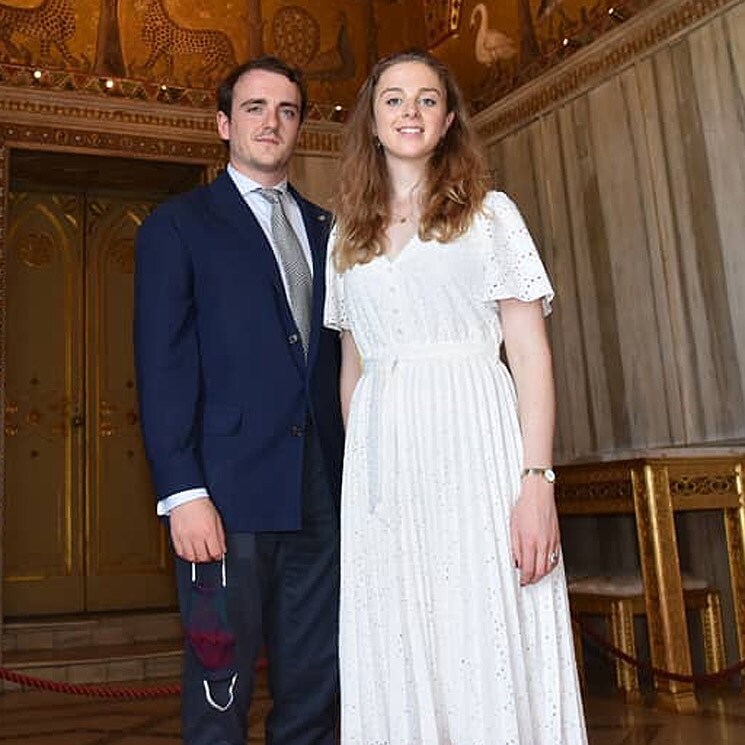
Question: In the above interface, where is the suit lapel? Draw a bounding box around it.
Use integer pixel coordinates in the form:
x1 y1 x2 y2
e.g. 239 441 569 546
207 171 285 295
207 172 329 375
208 172 311 374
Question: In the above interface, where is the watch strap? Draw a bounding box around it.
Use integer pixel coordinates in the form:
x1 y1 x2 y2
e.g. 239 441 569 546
521 467 555 482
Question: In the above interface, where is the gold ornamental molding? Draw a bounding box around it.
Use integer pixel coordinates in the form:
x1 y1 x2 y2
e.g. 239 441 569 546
0 122 340 160
0 122 224 163
555 464 635 513
297 125 343 157
0 87 342 157
474 0 743 142
0 62 346 125
0 94 216 136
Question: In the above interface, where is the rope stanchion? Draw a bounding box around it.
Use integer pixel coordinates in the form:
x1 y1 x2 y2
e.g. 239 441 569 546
0 657 267 699
572 614 745 685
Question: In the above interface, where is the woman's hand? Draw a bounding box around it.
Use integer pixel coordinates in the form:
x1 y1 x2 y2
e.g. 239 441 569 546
510 475 561 586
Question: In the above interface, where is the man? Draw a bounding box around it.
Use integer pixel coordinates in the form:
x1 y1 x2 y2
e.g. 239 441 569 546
134 56 343 745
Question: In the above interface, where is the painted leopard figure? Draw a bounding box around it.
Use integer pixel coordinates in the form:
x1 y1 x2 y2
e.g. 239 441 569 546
0 0 78 67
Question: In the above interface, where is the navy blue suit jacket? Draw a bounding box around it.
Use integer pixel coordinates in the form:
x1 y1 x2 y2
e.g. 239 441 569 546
134 170 343 532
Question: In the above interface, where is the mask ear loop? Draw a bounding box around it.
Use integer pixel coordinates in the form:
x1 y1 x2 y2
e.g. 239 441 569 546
191 555 235 711
203 672 238 711
190 555 227 585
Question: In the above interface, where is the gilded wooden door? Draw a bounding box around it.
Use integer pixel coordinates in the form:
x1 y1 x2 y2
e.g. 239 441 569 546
3 189 176 615
4 192 86 615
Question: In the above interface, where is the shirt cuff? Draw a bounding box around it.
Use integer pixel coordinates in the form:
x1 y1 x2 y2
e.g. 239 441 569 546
157 488 210 516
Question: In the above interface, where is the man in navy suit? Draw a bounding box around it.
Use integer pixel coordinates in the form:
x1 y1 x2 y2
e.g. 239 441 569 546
134 56 343 745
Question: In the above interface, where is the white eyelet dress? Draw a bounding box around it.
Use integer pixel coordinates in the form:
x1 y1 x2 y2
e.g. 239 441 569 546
324 191 587 745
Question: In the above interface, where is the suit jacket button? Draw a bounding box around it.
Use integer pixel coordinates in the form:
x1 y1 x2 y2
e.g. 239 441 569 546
288 333 299 344
291 425 304 437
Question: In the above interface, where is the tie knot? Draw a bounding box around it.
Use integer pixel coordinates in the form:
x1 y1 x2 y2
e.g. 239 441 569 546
256 187 283 205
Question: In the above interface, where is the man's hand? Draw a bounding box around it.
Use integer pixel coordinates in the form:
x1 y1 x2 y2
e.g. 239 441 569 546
169 498 226 562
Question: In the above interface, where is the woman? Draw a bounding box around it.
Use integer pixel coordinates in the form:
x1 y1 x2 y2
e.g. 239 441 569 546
324 50 587 744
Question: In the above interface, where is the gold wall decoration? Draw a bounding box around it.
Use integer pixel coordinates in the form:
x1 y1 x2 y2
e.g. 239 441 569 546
133 0 237 85
474 0 736 140
0 0 663 115
0 121 225 160
0 0 79 67
272 5 320 68
425 0 463 48
107 237 134 273
17 232 55 267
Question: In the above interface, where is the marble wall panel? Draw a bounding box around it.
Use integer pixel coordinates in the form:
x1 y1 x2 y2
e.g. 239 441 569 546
485 1 745 463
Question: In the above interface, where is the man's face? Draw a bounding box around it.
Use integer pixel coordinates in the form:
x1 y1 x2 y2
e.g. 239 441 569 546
216 68 302 186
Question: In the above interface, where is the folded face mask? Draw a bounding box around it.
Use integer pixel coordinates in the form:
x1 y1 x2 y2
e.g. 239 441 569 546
185 557 238 711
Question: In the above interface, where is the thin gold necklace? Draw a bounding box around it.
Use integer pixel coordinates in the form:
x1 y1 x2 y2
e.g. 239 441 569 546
390 180 422 224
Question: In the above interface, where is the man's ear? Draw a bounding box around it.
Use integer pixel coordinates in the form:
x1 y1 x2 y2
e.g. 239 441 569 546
216 111 230 141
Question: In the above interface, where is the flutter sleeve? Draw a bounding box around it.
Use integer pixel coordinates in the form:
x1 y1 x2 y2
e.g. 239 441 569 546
323 227 350 331
482 191 554 315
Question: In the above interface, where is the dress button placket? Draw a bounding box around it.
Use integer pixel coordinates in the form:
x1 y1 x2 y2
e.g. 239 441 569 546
388 280 404 337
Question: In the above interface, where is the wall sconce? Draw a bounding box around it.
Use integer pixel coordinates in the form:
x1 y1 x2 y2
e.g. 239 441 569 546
608 6 626 22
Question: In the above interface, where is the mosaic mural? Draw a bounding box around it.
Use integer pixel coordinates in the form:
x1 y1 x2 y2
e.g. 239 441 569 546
0 0 656 113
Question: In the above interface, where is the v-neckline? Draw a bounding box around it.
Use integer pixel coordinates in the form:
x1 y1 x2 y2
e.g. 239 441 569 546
382 233 418 266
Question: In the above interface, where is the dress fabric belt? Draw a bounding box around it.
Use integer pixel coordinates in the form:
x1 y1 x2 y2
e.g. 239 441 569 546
361 341 497 515
363 341 495 371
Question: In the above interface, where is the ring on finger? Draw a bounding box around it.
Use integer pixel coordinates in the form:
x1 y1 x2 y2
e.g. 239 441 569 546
549 549 560 565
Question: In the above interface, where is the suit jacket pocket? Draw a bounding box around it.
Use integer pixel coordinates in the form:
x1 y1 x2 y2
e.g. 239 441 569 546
202 403 242 436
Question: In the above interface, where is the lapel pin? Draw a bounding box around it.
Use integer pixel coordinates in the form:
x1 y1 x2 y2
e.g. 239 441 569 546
317 214 327 222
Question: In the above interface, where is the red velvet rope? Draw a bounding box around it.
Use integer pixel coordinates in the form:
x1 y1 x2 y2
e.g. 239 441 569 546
0 668 180 698
572 615 745 684
0 657 267 699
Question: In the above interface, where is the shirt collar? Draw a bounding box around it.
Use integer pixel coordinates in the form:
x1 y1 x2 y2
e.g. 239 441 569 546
227 163 288 198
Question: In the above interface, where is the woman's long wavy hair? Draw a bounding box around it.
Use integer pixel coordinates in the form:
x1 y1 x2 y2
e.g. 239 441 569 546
333 50 489 270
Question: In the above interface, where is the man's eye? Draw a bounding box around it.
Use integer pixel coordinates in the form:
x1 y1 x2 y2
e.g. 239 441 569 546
246 105 263 114
280 108 297 119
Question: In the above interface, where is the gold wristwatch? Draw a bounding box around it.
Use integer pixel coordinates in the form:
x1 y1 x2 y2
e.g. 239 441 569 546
520 467 556 483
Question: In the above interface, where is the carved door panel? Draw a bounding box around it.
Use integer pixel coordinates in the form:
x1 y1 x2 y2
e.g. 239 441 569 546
3 192 86 615
85 195 176 611
3 190 176 615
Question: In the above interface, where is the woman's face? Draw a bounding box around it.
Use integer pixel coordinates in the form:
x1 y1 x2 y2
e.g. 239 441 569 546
372 60 454 165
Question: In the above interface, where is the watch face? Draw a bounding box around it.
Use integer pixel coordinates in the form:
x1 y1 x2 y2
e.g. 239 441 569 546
544 468 556 483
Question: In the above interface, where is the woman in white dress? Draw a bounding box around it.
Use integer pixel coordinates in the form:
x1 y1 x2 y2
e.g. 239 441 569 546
324 50 587 745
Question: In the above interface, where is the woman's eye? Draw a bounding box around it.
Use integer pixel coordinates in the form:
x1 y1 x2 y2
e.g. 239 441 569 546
419 97 437 107
385 97 402 106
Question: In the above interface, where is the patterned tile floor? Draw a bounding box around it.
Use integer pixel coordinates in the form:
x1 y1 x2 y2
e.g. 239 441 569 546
0 671 743 744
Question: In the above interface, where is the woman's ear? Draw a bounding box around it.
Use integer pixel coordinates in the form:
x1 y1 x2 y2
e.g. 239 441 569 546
443 111 455 136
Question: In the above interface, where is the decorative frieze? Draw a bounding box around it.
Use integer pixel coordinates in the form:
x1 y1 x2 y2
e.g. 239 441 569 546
474 0 740 141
